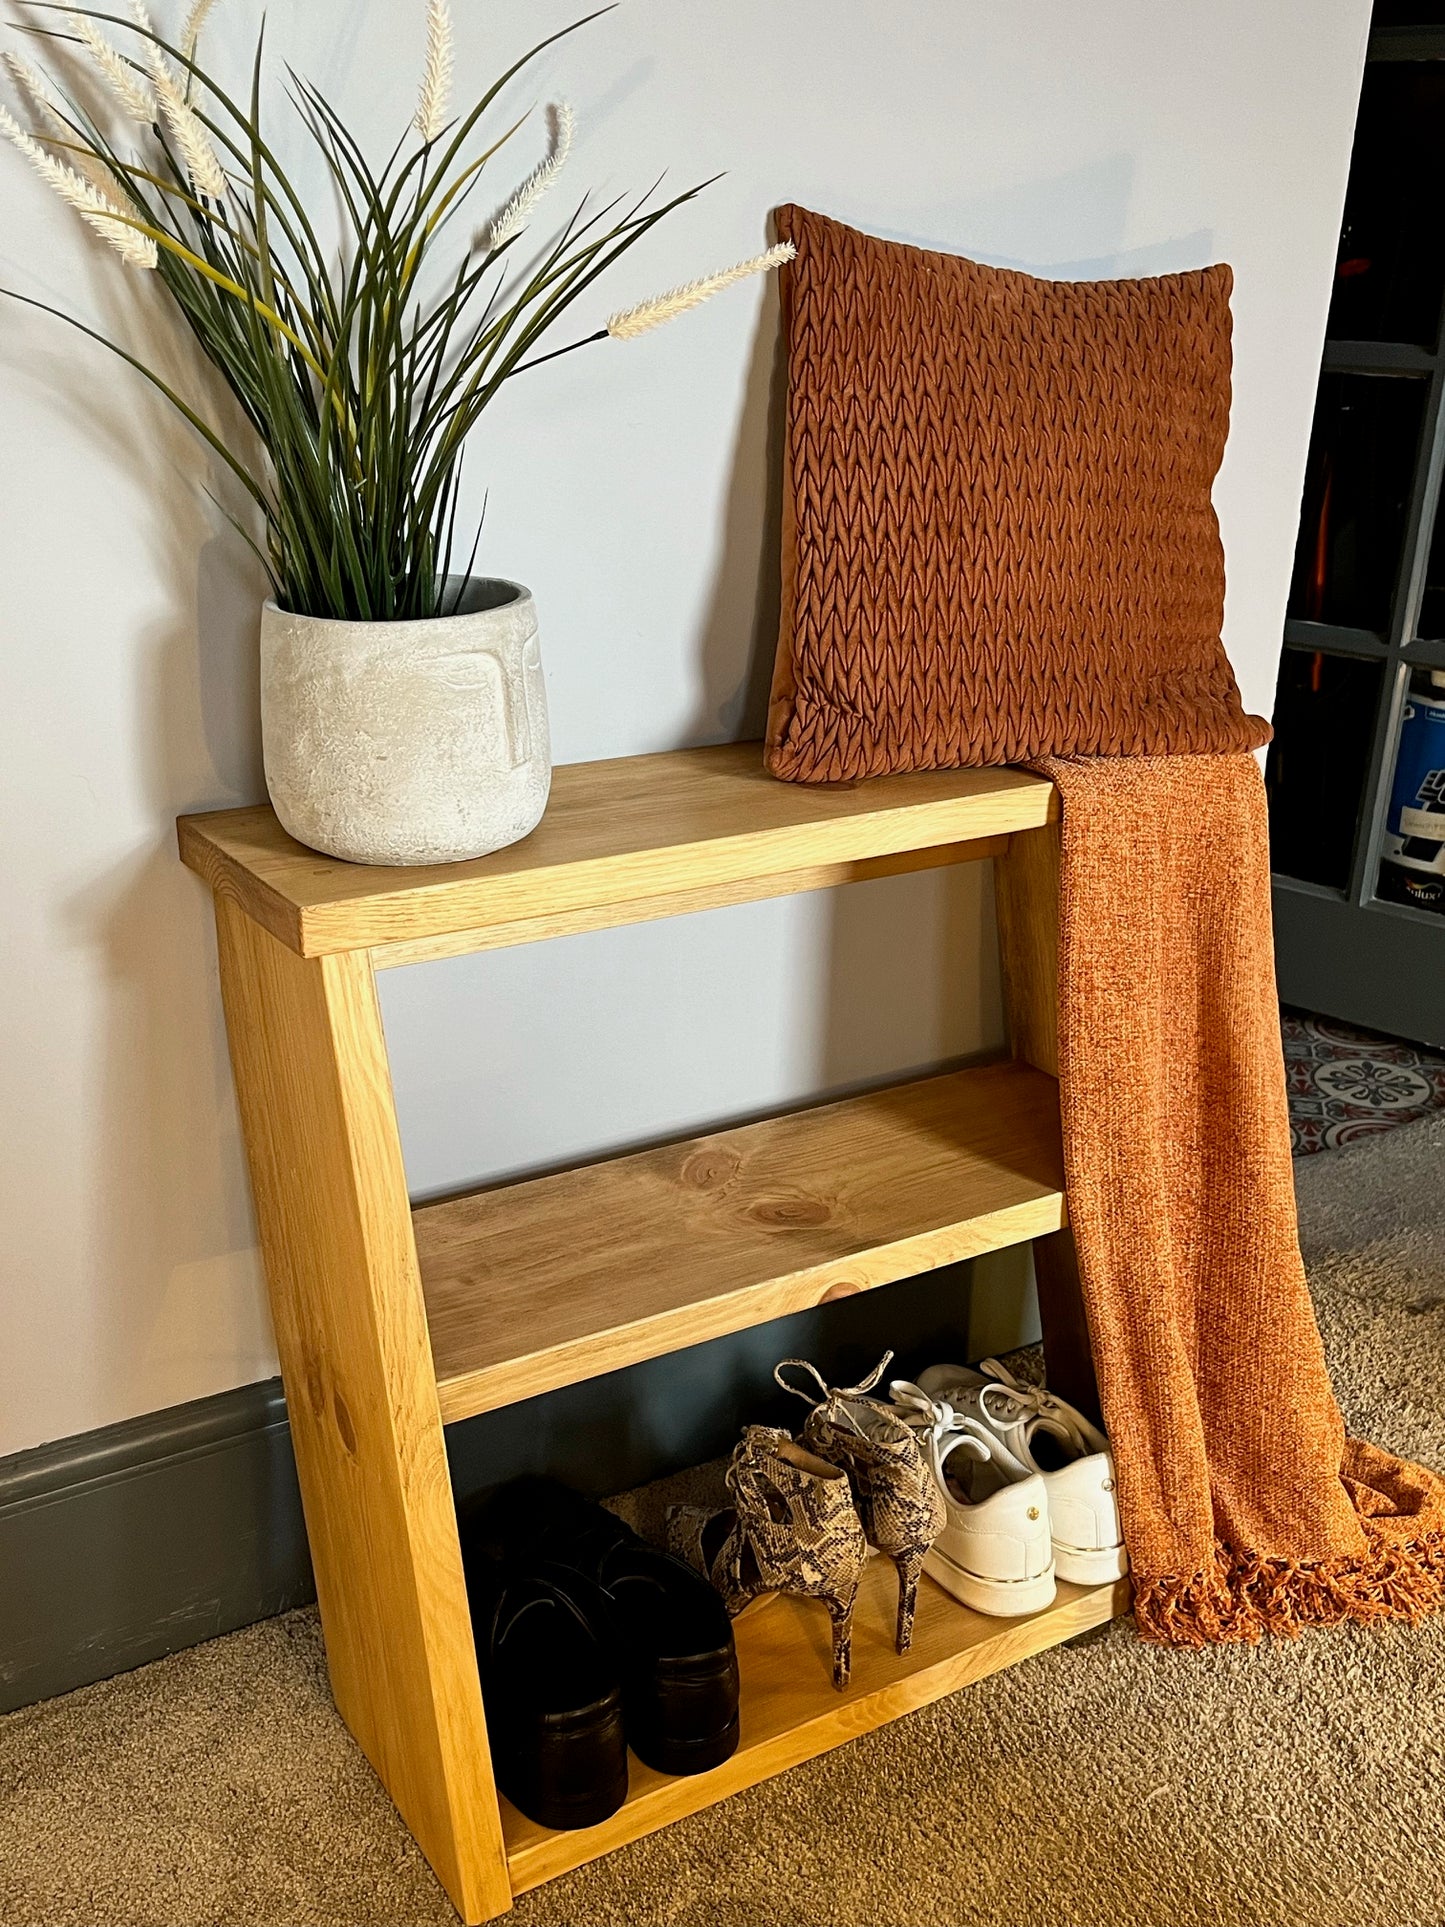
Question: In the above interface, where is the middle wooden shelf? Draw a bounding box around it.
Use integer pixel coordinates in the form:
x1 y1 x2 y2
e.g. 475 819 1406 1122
416 1057 1064 1424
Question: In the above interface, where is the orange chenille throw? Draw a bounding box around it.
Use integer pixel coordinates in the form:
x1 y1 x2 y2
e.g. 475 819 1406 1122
1037 750 1445 1645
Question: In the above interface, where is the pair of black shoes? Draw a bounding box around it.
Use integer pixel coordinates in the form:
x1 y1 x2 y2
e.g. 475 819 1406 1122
459 1477 740 1831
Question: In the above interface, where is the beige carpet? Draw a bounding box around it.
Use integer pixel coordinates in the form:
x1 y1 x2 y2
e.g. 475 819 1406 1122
3 1115 1443 1927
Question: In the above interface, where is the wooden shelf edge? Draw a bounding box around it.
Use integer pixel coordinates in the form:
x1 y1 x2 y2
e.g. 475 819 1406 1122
503 1571 1131 1896
419 1061 1066 1426
178 814 306 955
433 1190 1066 1425
369 836 1010 971
178 746 1058 961
302 804 1051 958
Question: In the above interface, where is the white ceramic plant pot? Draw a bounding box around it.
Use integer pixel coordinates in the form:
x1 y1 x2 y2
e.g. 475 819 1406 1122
260 578 550 866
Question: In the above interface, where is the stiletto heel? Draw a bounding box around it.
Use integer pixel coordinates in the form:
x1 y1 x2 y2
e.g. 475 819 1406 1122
825 1586 858 1690
891 1545 927 1654
776 1353 946 1656
668 1426 868 1692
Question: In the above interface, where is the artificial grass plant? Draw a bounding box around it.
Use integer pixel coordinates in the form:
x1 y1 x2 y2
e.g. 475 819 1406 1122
1 0 790 618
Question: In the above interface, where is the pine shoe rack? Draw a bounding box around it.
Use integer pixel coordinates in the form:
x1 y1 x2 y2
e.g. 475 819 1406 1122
178 740 1124 1923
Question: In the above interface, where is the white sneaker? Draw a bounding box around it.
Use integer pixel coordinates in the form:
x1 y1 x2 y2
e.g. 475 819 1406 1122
888 1381 1056 1617
912 1359 1128 1587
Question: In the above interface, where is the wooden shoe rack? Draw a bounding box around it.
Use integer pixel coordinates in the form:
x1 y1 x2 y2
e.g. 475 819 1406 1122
178 741 1126 1923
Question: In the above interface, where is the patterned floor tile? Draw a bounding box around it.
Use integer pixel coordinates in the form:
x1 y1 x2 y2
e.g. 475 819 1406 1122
1283 1006 1445 1157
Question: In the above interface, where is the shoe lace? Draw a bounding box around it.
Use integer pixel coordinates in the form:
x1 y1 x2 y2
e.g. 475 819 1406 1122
974 1357 1055 1424
773 1351 894 1438
973 1358 1099 1454
887 1380 992 1487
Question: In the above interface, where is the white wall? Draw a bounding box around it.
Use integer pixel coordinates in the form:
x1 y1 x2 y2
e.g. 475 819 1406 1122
0 0 1370 1455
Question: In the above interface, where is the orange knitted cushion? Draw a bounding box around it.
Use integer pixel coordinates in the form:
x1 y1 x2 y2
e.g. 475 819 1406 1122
764 205 1270 782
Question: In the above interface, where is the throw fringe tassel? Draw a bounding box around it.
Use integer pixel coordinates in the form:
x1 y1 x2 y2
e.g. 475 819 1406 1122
1133 1530 1445 1648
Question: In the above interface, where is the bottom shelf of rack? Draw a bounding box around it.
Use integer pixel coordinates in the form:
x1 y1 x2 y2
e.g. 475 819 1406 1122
501 1552 1131 1894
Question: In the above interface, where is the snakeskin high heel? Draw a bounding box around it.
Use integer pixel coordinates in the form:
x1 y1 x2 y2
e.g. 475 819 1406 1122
668 1425 868 1690
775 1352 946 1655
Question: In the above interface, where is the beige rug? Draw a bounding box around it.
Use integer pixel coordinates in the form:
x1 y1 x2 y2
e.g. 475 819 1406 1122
2 1115 1443 1927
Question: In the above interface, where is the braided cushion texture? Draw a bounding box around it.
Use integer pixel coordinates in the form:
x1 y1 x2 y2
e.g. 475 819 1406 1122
764 205 1271 782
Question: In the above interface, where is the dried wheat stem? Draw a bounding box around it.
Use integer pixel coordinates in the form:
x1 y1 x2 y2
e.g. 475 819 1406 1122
486 101 574 249
179 0 221 61
6 50 126 196
152 65 228 196
6 50 71 138
0 101 156 266
66 5 154 121
607 241 795 342
415 0 453 143
132 1 228 197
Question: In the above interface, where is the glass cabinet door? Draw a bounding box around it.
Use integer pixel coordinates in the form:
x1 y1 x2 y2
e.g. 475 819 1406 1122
1327 60 1445 347
1271 15 1445 1047
1266 651 1386 889
1416 491 1445 640
1286 373 1427 635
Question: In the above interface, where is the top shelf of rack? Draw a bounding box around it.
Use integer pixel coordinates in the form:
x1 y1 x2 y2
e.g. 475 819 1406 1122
178 742 1056 961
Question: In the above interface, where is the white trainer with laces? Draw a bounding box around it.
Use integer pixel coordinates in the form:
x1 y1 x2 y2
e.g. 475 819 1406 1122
911 1359 1128 1586
888 1382 1056 1617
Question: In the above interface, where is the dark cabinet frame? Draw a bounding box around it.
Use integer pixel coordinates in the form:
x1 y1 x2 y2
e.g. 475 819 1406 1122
1272 22 1445 1048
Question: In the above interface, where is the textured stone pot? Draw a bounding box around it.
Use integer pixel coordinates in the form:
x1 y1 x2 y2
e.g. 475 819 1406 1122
260 578 550 866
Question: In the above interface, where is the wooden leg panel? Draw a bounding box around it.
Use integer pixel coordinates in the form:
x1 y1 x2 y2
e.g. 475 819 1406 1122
995 825 1102 1423
214 899 510 1923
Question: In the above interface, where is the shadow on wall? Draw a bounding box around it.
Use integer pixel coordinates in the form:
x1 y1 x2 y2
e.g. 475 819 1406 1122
684 274 789 746
46 252 275 1436
844 153 1213 287
448 1272 982 1504
64 548 273 1433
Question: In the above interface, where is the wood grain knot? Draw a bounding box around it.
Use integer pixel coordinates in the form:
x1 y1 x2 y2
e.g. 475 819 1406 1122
819 1281 863 1303
747 1191 832 1228
680 1147 742 1190
332 1390 358 1457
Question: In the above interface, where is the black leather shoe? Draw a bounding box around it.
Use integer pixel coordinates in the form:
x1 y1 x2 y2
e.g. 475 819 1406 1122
463 1477 740 1778
468 1559 628 1830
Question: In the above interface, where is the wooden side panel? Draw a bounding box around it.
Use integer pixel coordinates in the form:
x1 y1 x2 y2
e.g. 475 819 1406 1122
995 823 1102 1426
995 822 1061 1079
213 899 510 1924
1026 1225 1102 1428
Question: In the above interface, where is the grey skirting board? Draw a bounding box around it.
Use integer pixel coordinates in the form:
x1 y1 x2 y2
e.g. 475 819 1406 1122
0 1379 314 1715
0 1256 1018 1714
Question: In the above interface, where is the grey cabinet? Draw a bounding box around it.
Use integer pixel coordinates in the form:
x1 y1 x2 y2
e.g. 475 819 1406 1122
1267 17 1445 1048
